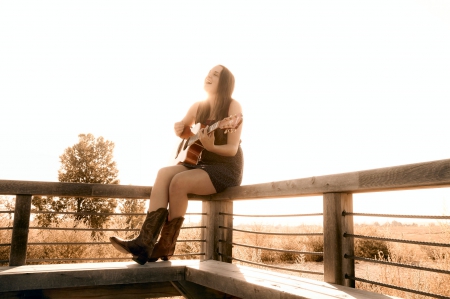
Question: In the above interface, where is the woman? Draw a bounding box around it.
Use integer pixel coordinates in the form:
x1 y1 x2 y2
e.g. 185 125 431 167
110 65 244 265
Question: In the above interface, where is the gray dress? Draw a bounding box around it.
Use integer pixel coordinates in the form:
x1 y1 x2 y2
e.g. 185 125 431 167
181 119 244 193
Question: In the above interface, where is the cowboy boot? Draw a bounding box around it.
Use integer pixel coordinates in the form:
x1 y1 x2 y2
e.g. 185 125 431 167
109 207 168 265
148 216 185 262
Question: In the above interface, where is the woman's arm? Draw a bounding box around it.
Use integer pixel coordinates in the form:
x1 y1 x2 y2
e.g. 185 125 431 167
199 100 243 156
174 102 200 138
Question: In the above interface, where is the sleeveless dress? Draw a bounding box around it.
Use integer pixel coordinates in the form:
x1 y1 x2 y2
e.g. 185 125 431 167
181 119 244 193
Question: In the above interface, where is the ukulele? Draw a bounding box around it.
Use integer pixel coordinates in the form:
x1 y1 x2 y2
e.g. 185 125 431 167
173 113 243 165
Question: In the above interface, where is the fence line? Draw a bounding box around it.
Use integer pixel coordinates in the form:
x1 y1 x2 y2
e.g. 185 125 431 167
220 212 323 217
220 240 323 256
345 233 450 248
2 158 450 297
220 225 323 236
345 254 450 275
346 275 449 299
219 254 324 276
344 211 450 220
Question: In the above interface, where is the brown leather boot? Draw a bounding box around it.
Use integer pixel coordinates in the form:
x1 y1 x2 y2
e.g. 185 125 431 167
148 217 184 262
109 207 168 265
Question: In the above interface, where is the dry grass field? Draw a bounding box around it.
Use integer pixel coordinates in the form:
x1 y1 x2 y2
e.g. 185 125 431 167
1 213 449 298
231 222 450 299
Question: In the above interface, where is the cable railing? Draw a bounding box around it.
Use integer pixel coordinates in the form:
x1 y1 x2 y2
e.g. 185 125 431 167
2 158 450 298
0 208 206 265
342 212 450 299
217 211 324 276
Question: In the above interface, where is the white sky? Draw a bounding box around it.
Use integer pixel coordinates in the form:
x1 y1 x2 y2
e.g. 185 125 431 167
1 0 450 223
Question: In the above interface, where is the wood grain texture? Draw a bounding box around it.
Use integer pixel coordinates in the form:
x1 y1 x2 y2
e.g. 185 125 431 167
186 260 401 299
172 280 241 299
323 193 354 287
0 180 151 199
0 260 403 299
0 260 198 292
0 282 180 299
191 158 450 201
2 158 450 201
9 195 32 266
201 201 233 262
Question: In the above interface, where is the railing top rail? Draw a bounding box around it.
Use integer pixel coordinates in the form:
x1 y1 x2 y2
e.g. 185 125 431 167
0 180 152 199
1 158 450 200
194 158 450 201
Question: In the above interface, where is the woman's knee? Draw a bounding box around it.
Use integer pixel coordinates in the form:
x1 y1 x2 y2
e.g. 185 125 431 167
168 174 188 197
156 166 179 181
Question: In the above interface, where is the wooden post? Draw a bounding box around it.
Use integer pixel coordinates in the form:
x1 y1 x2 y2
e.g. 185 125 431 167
323 192 355 287
9 194 32 266
201 200 233 262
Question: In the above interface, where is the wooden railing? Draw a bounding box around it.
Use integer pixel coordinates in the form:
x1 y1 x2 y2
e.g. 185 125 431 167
1 158 450 297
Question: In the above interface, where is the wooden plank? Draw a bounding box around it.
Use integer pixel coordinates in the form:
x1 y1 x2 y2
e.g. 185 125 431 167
220 201 233 263
185 260 401 299
201 200 233 262
0 180 152 199
323 193 354 287
192 158 450 201
201 201 216 260
0 282 180 299
171 280 241 299
9 194 32 266
2 158 450 202
0 260 199 292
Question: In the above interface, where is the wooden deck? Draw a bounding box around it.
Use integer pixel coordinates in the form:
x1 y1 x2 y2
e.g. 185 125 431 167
0 260 402 299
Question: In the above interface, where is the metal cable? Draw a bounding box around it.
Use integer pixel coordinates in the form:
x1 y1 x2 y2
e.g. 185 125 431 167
220 226 323 236
29 211 206 216
218 253 324 275
221 240 323 256
220 212 322 218
0 239 205 247
25 225 205 231
343 211 450 220
344 233 450 248
0 253 206 264
344 254 450 275
345 275 450 299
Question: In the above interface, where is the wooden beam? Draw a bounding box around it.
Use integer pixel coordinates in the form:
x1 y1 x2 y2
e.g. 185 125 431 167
0 261 198 292
0 180 152 199
201 200 233 262
1 282 180 299
323 193 354 287
193 158 450 201
9 194 32 266
2 158 450 202
171 280 241 299
185 260 400 299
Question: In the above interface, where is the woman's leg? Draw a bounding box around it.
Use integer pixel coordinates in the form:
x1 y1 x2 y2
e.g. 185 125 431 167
167 169 216 220
147 168 216 262
148 165 189 212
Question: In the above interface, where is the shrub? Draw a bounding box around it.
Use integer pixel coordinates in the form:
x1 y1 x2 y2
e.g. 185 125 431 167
354 227 389 259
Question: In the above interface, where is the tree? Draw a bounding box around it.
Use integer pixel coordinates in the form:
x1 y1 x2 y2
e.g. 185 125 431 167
33 134 119 232
0 195 14 221
117 198 146 238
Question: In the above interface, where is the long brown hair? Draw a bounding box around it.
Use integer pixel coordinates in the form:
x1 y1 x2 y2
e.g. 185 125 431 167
196 65 235 145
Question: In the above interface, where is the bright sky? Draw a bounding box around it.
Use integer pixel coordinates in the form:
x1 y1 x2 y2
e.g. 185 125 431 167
1 0 450 224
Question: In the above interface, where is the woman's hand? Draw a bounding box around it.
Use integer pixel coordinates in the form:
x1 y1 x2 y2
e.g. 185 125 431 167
199 126 215 151
174 121 185 137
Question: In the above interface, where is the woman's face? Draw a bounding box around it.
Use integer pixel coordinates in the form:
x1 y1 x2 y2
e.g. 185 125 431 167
204 65 223 94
